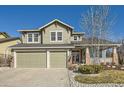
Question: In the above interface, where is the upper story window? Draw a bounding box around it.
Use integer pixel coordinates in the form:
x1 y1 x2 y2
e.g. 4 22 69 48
73 35 81 41
27 33 39 43
74 36 78 41
28 33 33 42
57 32 62 41
51 32 56 41
34 33 39 42
50 31 63 42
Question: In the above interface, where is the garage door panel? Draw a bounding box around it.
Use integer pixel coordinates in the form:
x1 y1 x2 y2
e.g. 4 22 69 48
50 51 67 68
16 52 46 68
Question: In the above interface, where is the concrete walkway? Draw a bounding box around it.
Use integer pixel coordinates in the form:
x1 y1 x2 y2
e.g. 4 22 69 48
0 68 70 87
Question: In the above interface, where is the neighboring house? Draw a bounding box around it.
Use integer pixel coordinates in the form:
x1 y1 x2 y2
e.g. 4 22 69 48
0 32 21 56
10 19 121 68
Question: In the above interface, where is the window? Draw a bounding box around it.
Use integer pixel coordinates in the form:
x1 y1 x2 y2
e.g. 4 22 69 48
74 36 78 40
57 32 62 41
50 31 63 42
34 33 39 42
51 32 56 41
28 34 33 42
27 33 39 43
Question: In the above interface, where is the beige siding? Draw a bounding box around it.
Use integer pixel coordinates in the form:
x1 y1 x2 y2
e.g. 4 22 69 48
22 33 27 43
0 34 6 39
16 51 46 68
0 39 21 55
42 23 71 44
21 23 72 44
50 51 67 68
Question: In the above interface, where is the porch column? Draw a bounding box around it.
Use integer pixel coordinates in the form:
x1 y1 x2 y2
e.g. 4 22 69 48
85 47 90 65
102 50 107 64
67 50 72 64
67 50 71 57
112 47 118 65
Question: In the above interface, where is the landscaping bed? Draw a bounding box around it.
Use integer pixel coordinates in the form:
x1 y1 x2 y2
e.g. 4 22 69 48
75 70 124 84
68 64 124 86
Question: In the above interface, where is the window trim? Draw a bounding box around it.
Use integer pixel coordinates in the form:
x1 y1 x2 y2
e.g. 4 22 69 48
50 32 56 42
27 33 33 43
34 33 39 43
57 32 63 41
50 30 63 42
27 32 40 43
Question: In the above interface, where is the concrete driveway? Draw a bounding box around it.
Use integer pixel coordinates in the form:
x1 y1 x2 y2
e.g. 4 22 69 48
0 68 70 87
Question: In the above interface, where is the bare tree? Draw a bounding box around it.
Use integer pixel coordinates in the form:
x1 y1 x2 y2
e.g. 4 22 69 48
80 6 115 64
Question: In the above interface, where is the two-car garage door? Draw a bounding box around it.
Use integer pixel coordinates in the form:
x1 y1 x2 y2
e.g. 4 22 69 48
50 51 66 68
16 51 67 68
16 51 47 68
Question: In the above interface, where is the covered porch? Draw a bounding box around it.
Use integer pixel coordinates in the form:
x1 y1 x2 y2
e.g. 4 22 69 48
68 44 122 65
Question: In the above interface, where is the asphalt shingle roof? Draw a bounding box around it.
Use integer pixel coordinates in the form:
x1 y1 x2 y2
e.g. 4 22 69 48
10 43 74 48
0 37 20 43
0 32 10 38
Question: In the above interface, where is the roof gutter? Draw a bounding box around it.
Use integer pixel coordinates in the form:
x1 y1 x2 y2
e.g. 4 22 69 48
10 46 75 49
74 44 122 47
17 29 40 32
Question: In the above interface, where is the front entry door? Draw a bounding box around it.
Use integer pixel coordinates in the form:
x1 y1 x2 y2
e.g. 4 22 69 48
72 51 81 64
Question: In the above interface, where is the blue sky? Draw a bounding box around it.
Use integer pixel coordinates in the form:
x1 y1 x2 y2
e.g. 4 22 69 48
0 5 123 40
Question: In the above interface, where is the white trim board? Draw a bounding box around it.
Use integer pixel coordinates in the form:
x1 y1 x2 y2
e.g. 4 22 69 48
47 50 50 68
38 19 74 30
14 51 16 68
10 46 75 49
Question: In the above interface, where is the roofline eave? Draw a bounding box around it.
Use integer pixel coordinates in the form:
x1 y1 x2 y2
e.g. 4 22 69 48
38 19 74 30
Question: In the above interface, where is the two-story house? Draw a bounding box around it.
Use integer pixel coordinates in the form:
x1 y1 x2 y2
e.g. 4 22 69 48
10 19 84 68
10 19 120 68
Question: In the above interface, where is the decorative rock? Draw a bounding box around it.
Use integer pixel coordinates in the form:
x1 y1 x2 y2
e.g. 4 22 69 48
120 67 124 70
112 65 116 68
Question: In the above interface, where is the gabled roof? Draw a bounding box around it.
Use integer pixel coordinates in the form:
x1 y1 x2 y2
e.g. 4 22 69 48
18 19 74 32
0 32 10 38
38 19 74 30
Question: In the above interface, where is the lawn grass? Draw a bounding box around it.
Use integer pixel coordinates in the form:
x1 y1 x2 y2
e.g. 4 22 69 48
75 70 124 84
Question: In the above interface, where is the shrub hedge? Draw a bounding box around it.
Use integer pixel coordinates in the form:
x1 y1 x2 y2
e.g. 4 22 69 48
78 65 104 74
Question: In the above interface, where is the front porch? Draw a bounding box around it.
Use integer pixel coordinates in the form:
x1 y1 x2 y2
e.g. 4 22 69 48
68 44 121 66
